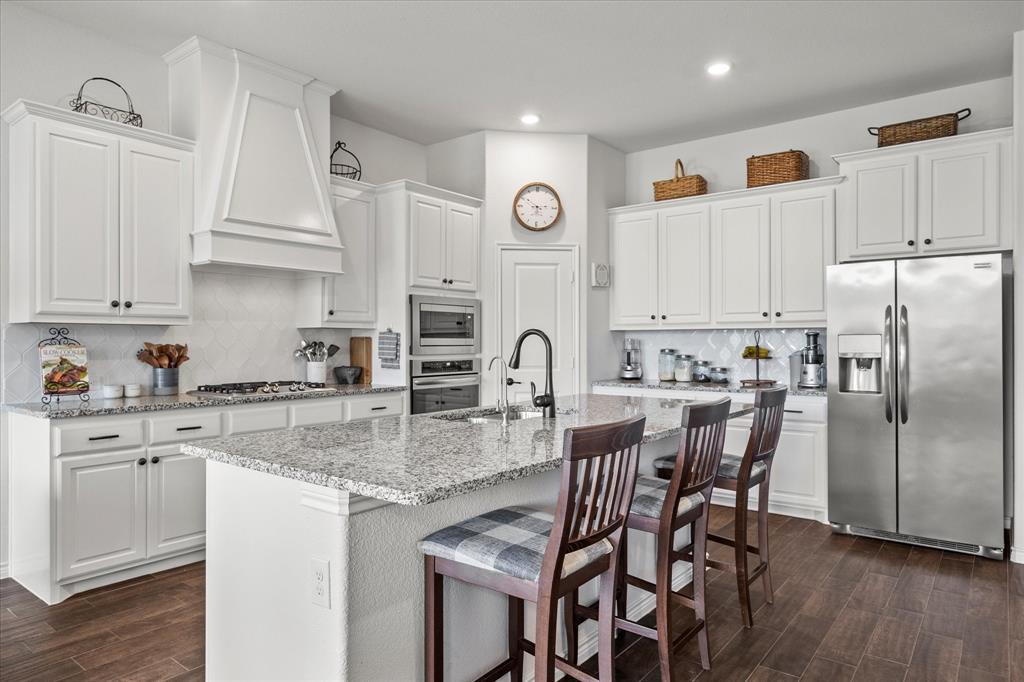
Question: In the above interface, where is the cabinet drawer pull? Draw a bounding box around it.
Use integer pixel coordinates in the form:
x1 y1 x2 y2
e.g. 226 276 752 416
784 409 804 414
88 434 120 441
175 425 203 432
370 406 388 411
137 457 147 466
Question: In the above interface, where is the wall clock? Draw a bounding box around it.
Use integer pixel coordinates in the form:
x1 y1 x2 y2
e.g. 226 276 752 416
513 182 562 231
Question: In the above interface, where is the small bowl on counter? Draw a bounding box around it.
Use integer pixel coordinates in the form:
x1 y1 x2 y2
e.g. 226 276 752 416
101 384 124 399
333 366 363 385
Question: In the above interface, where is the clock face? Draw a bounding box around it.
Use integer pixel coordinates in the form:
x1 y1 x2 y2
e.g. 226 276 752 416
513 182 562 231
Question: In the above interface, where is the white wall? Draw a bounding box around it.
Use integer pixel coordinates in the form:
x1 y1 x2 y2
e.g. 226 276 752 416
625 77 1014 204
329 115 427 185
426 131 486 199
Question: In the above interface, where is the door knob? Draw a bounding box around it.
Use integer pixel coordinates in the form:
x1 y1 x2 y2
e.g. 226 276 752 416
775 312 781 317
762 312 768 318
124 301 132 309
650 315 656 320
150 456 160 464
907 240 915 246
328 309 334 316
661 315 666 320
111 300 120 308
137 458 146 466
924 238 932 245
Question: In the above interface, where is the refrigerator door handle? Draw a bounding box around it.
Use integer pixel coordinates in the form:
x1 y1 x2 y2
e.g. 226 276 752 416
883 305 893 423
898 304 909 424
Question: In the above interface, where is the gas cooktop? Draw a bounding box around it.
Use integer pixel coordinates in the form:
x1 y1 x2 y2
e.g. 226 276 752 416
187 380 333 400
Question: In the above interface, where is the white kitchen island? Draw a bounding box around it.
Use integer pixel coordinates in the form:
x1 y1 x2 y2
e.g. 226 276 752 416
183 393 752 681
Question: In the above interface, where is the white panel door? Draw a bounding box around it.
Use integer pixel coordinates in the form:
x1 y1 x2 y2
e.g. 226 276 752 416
35 120 120 317
712 197 770 324
499 248 577 403
59 449 147 579
147 445 206 558
409 193 446 289
327 185 376 324
658 205 710 325
119 138 193 319
770 188 834 324
918 141 1001 253
609 212 659 327
444 203 480 292
840 155 917 260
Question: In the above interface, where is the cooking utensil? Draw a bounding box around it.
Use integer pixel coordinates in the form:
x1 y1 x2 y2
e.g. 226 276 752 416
327 344 341 358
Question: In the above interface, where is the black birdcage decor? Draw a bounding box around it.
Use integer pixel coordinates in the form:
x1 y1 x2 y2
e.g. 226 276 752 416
330 141 362 180
68 77 143 127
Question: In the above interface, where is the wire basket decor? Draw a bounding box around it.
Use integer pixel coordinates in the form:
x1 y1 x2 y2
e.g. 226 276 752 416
330 141 362 180
69 77 142 127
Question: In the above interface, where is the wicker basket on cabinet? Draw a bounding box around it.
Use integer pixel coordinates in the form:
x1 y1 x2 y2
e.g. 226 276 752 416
652 159 708 201
868 108 971 147
746 150 809 188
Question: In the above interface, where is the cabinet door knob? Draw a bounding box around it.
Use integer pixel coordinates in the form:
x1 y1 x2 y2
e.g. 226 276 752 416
328 310 335 316
923 238 932 245
661 315 666 320
111 300 120 308
762 312 768 318
775 312 781 317
124 301 132 309
150 456 160 464
137 458 147 466
650 314 656 320
907 240 915 246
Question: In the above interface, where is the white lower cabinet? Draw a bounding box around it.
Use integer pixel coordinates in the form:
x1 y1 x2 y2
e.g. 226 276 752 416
59 448 148 580
146 445 207 558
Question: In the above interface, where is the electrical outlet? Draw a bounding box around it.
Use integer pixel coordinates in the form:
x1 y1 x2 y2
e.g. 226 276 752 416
310 558 331 608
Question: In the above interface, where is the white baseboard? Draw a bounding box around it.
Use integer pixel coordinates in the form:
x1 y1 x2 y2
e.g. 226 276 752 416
0 561 8 580
523 565 695 682
709 489 828 524
1011 546 1024 564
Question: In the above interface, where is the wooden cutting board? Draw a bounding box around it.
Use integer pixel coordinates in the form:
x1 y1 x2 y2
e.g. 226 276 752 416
350 336 373 385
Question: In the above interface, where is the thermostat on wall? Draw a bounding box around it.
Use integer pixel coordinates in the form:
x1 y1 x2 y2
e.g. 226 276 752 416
591 263 610 288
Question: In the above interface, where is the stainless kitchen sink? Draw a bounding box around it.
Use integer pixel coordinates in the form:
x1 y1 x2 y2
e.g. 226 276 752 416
431 407 546 424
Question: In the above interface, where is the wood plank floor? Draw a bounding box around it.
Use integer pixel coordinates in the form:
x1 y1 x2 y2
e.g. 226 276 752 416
1 506 1021 681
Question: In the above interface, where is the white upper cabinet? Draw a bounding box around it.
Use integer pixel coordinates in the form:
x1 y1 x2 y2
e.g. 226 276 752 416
3 100 195 325
408 191 480 292
610 211 659 327
835 128 1012 261
712 197 771 325
770 187 835 324
296 178 377 327
609 177 840 330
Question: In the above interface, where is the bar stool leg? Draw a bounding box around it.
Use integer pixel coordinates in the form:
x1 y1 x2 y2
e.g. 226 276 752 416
654 537 676 682
757 479 774 605
534 594 558 682
509 596 525 682
693 512 711 670
734 491 754 629
562 590 578 665
424 556 444 682
616 530 629 643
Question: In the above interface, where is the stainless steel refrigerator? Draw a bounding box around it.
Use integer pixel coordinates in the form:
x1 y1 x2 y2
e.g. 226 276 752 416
827 253 1012 559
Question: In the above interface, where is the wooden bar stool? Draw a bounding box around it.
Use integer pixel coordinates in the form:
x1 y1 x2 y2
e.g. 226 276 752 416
419 415 646 682
566 397 732 680
652 387 788 629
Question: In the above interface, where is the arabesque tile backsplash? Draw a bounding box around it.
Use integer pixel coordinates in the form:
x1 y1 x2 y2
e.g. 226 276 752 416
610 328 825 384
1 271 363 404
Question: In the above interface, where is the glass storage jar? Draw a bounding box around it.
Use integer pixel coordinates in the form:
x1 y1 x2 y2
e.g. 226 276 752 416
674 354 694 382
709 366 731 384
692 360 711 382
658 348 678 381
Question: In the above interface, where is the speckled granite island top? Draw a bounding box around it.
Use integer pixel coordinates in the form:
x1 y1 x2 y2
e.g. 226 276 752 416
592 378 827 398
2 384 407 419
183 393 753 506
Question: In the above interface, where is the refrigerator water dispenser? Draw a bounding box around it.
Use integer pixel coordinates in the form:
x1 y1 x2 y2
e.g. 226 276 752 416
837 334 882 394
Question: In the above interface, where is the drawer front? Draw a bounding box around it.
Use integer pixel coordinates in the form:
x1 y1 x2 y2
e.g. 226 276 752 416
224 405 289 435
345 394 404 421
148 412 223 445
55 421 145 456
289 399 344 427
779 400 826 424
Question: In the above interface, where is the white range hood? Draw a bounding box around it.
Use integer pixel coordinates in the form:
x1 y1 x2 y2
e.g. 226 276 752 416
164 37 343 274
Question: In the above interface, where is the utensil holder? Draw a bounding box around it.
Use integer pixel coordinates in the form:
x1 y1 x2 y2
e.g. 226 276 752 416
306 361 327 384
152 367 179 396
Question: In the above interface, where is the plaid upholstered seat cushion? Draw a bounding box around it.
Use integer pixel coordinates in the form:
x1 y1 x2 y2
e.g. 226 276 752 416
630 476 704 519
717 453 766 480
418 506 612 583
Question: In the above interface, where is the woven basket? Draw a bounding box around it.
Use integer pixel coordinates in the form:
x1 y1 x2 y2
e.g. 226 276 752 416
747 150 809 188
653 159 708 201
868 108 970 147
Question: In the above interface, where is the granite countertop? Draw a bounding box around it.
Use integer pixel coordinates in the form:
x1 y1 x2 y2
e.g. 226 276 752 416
182 393 754 506
592 378 827 398
2 384 407 419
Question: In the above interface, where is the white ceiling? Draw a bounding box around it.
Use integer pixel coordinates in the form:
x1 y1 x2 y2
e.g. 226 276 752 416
18 0 1024 151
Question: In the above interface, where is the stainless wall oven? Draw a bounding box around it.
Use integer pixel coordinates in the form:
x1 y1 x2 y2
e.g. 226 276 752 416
410 295 481 356
410 358 480 415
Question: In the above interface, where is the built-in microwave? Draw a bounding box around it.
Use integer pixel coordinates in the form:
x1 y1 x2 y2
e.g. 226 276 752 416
410 295 481 356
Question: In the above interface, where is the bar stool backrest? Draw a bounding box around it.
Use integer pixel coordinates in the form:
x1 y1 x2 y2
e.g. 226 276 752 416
541 415 647 580
743 387 789 471
662 397 732 521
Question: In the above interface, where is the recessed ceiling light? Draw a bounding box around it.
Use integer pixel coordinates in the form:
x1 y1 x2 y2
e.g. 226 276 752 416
520 113 540 125
706 61 732 76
